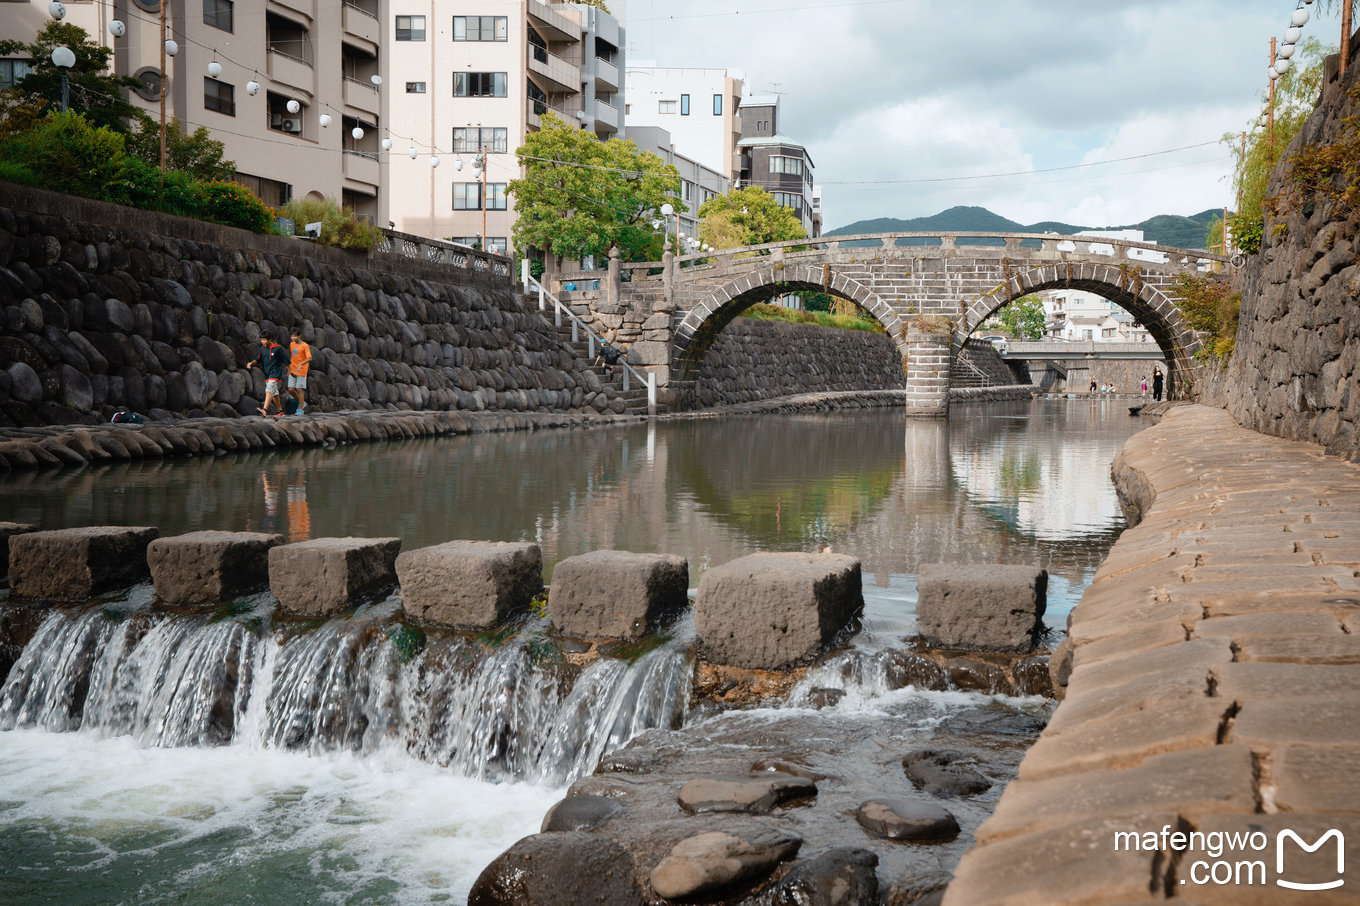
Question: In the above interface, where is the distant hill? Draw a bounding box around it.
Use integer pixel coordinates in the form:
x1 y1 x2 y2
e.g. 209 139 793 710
826 205 1222 251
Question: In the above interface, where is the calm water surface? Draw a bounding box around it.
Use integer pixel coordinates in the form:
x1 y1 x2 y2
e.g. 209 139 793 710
0 397 1145 903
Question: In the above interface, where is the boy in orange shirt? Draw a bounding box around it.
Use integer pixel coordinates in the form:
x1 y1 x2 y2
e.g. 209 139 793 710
288 328 312 414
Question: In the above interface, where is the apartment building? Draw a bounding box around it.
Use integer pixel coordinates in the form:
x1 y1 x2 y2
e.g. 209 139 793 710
734 95 817 236
626 125 728 240
622 64 743 180
1042 289 1153 343
384 1 624 250
1 0 385 219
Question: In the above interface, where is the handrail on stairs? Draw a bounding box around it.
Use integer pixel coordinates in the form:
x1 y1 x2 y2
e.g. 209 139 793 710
523 263 656 416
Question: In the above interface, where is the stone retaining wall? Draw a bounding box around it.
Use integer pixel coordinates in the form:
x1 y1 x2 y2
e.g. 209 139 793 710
950 386 1035 404
694 319 902 407
1205 52 1360 461
944 404 1360 904
0 183 619 428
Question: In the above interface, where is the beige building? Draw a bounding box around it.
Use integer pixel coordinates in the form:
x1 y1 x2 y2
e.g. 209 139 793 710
1 0 385 219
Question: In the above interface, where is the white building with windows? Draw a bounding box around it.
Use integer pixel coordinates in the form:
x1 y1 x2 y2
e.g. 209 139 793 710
1041 289 1153 343
622 64 743 181
626 125 728 240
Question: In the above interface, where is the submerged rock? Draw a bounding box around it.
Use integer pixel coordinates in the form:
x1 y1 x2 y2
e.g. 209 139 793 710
855 799 959 842
678 774 819 814
649 827 802 899
901 749 991 797
468 831 643 906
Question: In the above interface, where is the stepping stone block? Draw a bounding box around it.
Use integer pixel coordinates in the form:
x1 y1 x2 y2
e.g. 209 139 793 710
10 526 159 602
0 522 37 579
695 552 863 669
269 537 401 616
395 540 542 629
549 550 688 639
148 531 285 606
916 563 1048 653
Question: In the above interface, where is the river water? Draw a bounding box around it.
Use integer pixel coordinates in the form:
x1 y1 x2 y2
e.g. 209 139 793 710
0 397 1143 903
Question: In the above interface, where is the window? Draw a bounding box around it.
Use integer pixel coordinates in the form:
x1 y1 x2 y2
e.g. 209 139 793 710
0 59 33 91
453 16 507 41
771 192 804 214
406 81 426 93
454 72 507 97
454 127 507 153
395 15 425 41
454 184 481 210
713 94 722 115
204 78 235 116
485 183 507 210
527 83 547 115
680 94 690 116
682 181 694 203
484 237 508 254
204 0 233 32
769 155 803 177
658 100 676 114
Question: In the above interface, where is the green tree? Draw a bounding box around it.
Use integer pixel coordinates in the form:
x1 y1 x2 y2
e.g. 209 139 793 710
124 115 235 180
509 112 683 262
697 186 806 250
1223 38 1330 253
995 295 1045 340
0 22 140 135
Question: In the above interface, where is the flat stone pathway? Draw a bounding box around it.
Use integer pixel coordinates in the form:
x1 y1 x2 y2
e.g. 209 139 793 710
945 405 1360 904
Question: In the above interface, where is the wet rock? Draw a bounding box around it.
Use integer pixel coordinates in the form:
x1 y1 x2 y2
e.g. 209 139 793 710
549 549 688 640
945 657 1011 694
677 774 818 814
1048 635 1074 700
750 758 831 782
916 564 1048 653
468 831 642 906
0 521 38 578
269 536 401 616
902 749 991 797
10 525 159 602
7 362 42 404
764 848 879 906
855 798 959 841
696 552 863 669
540 794 626 832
649 827 802 900
805 687 846 709
395 540 541 629
1013 654 1054 698
149 530 285 606
879 649 950 691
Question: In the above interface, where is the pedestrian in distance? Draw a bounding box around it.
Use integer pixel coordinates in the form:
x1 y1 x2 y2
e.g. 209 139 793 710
288 328 312 415
1089 377 1098 396
1141 376 1148 394
246 333 288 417
1152 366 1164 402
594 342 623 379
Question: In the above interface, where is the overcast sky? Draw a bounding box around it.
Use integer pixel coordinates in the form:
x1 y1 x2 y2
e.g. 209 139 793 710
616 0 1347 232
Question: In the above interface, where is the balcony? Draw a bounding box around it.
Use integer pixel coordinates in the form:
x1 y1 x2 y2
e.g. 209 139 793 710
268 0 314 26
343 149 379 189
267 48 315 98
343 76 379 116
593 56 619 91
527 0 579 42
342 3 379 50
527 45 579 93
593 98 619 132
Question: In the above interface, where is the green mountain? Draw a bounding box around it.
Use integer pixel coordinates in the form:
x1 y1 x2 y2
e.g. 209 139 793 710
826 205 1222 251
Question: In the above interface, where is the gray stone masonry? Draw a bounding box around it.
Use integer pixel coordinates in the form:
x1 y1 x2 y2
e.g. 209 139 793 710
148 530 284 606
396 540 542 629
548 549 688 640
9 525 159 601
0 521 36 578
268 536 401 616
944 405 1360 905
695 552 863 669
916 564 1048 653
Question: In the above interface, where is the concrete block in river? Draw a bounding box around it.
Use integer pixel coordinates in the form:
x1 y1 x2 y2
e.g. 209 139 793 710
0 522 37 578
148 530 285 606
395 540 542 629
10 525 159 601
549 549 688 640
695 552 863 669
269 536 401 616
916 563 1048 653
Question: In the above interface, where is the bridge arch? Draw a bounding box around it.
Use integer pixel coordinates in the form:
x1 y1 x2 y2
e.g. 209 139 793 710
957 262 1201 396
671 263 906 385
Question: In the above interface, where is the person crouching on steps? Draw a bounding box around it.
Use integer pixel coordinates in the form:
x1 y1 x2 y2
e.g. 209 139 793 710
288 328 312 414
247 333 288 416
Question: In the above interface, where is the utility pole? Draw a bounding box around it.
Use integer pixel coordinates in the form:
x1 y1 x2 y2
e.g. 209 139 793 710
1268 37 1277 149
479 145 489 251
158 1 167 170
1343 0 1353 78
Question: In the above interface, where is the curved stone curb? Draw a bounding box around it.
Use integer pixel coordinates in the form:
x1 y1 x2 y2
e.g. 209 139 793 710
943 404 1360 905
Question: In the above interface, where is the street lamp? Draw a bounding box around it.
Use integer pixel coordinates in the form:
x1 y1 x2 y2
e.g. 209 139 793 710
660 202 675 251
50 45 74 112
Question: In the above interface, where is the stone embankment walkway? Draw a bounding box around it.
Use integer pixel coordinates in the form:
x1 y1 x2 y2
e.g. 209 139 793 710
945 405 1360 904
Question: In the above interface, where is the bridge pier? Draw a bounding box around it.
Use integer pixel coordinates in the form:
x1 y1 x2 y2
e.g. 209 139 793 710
903 328 952 417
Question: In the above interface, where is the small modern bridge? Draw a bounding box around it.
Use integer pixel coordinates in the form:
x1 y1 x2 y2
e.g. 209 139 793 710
549 232 1229 414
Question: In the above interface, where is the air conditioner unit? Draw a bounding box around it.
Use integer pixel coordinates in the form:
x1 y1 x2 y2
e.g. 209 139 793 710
280 118 302 133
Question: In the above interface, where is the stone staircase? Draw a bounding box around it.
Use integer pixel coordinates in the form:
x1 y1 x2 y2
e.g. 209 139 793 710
548 321 651 415
951 339 1028 389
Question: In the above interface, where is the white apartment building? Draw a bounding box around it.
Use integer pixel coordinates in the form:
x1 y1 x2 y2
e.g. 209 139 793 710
1042 289 1153 343
623 64 743 180
384 1 623 250
1 0 385 219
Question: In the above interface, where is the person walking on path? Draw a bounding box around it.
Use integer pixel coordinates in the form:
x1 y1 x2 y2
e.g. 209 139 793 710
1152 366 1164 402
247 334 288 416
1089 377 1098 396
1141 376 1148 395
288 329 312 414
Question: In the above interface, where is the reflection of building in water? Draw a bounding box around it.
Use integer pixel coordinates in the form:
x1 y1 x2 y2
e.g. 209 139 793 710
287 472 312 541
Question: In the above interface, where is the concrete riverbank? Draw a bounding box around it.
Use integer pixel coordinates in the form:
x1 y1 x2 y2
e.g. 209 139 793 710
945 404 1360 904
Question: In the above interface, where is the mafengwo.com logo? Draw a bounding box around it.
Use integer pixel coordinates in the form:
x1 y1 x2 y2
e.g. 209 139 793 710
1114 825 1345 890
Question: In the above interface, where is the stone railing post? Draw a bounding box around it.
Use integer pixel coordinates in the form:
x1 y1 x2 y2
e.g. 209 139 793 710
902 323 952 417
663 243 675 310
607 246 621 309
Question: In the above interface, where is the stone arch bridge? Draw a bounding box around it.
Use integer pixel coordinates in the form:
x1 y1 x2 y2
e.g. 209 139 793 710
555 232 1230 414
